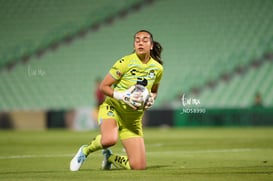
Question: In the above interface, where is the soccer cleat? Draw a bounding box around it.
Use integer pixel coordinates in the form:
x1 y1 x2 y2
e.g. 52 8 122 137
70 145 87 171
101 148 112 170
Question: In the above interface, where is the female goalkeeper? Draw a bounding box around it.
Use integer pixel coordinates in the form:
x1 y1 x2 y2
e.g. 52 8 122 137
70 30 164 170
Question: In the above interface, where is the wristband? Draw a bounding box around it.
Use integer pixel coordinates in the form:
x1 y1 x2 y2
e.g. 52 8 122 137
113 91 123 100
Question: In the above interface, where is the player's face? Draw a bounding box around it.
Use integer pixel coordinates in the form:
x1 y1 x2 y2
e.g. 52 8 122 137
134 32 153 56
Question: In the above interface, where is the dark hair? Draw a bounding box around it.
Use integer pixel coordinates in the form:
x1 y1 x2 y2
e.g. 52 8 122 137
135 30 163 65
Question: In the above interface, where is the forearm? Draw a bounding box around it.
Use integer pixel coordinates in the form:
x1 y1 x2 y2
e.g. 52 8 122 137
100 82 139 110
99 74 116 98
100 84 114 98
150 84 159 100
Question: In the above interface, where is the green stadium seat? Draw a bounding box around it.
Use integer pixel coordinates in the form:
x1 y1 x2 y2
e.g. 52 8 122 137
0 0 273 110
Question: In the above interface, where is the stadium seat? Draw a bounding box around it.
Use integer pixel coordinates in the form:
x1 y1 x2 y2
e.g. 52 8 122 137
0 0 273 110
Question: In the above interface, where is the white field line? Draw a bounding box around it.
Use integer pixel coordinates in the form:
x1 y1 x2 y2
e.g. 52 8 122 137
0 154 73 159
0 148 258 160
147 148 255 155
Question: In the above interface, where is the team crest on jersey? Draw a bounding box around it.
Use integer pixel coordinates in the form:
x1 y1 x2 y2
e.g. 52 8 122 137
148 70 155 79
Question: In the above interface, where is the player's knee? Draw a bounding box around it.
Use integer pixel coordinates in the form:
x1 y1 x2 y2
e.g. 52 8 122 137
101 136 118 147
129 160 146 170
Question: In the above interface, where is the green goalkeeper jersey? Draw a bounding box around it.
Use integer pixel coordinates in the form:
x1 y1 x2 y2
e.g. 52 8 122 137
104 53 164 112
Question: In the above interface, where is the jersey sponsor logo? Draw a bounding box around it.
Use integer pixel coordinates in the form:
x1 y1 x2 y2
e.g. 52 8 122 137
130 69 137 75
130 68 156 79
137 77 148 86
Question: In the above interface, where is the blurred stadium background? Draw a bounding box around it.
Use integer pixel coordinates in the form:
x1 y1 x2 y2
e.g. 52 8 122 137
0 0 273 130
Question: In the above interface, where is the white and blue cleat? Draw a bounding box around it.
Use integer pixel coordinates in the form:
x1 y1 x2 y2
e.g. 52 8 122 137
70 145 87 171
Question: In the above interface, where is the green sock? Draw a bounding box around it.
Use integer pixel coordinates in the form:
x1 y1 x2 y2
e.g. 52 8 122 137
108 154 131 170
83 134 103 156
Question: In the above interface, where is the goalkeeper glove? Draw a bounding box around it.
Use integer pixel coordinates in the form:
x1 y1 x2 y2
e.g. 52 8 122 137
113 86 142 110
144 93 155 110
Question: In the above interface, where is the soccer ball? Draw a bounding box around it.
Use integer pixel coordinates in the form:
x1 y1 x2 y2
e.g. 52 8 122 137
131 85 150 109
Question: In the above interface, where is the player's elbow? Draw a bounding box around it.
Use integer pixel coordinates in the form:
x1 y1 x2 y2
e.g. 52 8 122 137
99 83 108 96
99 82 105 93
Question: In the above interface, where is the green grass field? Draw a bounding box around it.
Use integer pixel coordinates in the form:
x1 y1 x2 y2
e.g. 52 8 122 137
0 127 273 181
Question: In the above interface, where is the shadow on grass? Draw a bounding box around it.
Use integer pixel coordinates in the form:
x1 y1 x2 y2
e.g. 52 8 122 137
146 165 172 169
79 165 172 172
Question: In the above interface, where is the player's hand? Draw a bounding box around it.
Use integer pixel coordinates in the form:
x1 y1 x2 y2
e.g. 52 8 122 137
113 86 142 110
144 93 155 110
